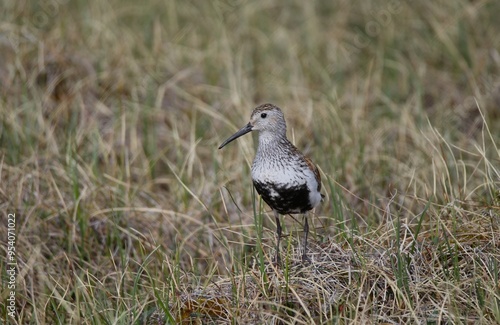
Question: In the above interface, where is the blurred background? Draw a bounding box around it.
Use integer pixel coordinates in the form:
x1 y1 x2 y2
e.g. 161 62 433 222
1 0 499 323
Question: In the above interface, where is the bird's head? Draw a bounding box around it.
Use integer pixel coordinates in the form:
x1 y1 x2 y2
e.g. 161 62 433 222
218 103 286 149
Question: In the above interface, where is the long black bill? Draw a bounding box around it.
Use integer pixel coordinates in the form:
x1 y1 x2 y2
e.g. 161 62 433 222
218 122 253 149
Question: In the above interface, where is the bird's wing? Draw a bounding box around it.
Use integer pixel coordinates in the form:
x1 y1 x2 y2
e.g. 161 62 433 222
304 156 321 192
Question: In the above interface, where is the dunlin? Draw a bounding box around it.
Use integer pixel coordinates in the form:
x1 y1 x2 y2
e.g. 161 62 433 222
219 103 322 263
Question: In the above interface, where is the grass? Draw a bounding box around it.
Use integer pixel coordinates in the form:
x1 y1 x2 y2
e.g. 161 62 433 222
1 0 500 323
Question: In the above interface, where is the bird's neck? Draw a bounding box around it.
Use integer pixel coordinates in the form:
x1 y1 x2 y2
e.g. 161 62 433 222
256 131 289 157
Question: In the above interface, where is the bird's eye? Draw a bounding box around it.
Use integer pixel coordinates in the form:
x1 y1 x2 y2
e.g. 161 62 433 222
261 113 267 118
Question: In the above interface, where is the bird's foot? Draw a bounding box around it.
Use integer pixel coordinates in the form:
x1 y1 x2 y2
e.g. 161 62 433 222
301 253 311 265
273 253 282 267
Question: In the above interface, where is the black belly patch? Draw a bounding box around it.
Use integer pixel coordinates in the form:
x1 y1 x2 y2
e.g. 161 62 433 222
253 181 313 214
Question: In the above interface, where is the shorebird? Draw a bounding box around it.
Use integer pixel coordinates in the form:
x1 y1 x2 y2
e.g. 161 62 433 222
219 103 322 263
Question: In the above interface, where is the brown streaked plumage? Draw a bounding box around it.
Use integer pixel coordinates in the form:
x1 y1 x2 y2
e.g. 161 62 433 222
303 154 322 193
219 103 323 264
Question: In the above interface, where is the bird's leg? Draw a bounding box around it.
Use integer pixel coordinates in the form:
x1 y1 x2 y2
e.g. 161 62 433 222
302 213 310 263
274 210 282 265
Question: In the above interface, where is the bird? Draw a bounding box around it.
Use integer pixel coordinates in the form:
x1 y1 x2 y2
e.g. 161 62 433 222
218 103 322 264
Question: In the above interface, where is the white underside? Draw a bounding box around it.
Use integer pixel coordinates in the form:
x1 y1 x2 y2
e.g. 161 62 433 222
251 136 322 210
